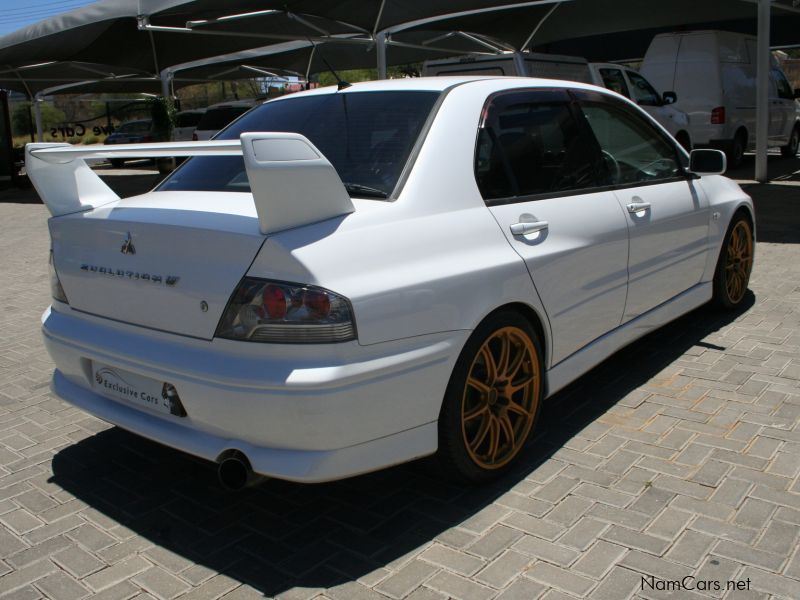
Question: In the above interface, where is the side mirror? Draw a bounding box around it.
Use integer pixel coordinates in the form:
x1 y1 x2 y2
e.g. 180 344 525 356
689 149 726 176
794 88 800 99
662 91 678 105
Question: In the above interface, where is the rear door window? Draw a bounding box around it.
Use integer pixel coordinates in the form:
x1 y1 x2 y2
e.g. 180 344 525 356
475 89 603 202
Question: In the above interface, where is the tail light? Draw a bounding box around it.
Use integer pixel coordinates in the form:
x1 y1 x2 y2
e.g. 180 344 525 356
711 107 725 125
49 250 68 304
191 132 198 141
216 278 356 343
141 135 153 142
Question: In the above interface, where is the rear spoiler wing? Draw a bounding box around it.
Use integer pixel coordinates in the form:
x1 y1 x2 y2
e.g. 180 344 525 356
25 133 354 235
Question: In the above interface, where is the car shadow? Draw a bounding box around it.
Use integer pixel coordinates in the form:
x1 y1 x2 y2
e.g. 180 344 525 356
49 293 755 596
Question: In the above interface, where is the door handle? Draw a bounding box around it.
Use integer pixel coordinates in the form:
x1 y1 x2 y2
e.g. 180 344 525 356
510 220 549 235
626 201 651 213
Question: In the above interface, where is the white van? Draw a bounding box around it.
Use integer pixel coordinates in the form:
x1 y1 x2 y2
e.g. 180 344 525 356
588 63 692 150
641 30 800 167
422 52 593 83
423 54 692 149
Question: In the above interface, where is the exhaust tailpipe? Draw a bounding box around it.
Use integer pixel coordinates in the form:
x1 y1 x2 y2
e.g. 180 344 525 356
217 451 264 491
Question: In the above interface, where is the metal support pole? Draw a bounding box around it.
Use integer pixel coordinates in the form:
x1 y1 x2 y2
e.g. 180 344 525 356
755 0 771 182
376 31 387 79
160 69 172 99
34 94 43 142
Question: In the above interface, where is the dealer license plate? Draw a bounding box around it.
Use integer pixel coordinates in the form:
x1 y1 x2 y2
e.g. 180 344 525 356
92 363 181 416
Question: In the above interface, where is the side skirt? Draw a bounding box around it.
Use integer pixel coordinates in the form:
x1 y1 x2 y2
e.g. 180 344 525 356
545 282 713 397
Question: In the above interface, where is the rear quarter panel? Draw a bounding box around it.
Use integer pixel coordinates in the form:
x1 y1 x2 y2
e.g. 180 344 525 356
246 80 554 360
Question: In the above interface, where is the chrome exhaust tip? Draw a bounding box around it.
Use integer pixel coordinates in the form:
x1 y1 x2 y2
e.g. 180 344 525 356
217 451 264 491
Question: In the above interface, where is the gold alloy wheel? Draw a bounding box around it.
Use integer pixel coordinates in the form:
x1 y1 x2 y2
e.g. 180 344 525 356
724 219 753 305
461 326 540 470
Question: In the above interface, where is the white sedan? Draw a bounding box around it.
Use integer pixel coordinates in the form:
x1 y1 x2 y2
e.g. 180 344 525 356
28 77 754 487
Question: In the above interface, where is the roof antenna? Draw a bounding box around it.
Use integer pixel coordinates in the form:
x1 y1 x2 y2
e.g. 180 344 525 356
321 57 351 90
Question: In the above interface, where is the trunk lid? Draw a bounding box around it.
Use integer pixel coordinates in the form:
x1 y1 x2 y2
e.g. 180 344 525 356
50 191 265 340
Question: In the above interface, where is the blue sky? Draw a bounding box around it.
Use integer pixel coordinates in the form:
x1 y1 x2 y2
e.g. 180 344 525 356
0 0 96 36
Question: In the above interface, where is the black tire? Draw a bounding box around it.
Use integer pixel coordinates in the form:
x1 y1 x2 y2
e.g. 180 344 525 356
109 158 125 168
437 309 544 483
675 131 692 152
712 212 754 309
726 131 747 169
781 125 799 158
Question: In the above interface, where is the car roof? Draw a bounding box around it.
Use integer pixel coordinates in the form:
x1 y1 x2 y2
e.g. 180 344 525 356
264 76 611 103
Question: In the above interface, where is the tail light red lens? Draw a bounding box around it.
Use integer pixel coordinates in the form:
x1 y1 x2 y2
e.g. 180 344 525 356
711 106 725 125
262 284 287 318
216 278 355 343
191 132 198 141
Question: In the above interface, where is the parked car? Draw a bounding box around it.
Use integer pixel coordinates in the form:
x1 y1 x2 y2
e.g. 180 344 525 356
588 63 693 150
192 100 256 140
103 119 167 168
642 30 800 167
424 54 691 149
29 77 754 486
172 109 206 141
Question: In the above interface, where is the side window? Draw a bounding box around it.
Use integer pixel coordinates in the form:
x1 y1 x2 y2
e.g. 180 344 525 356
773 69 794 100
626 71 662 107
577 95 682 186
599 68 630 98
475 90 602 201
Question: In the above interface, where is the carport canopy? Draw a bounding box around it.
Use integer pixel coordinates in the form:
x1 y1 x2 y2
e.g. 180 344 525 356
2 0 800 180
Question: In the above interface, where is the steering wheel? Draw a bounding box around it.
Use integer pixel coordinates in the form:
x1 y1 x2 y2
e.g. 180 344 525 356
601 150 622 184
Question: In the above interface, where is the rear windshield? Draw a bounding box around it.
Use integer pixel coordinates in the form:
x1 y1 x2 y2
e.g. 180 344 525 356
159 90 441 198
196 106 251 131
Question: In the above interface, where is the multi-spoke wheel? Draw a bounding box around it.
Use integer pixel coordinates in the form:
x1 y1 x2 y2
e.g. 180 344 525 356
438 311 543 482
713 213 754 309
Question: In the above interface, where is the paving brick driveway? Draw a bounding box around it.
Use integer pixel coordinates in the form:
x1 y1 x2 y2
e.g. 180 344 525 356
0 171 799 600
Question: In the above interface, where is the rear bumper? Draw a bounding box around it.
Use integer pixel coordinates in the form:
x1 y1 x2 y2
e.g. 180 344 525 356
42 305 467 482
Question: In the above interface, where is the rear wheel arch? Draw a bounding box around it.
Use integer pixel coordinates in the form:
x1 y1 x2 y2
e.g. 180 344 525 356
468 302 550 391
437 304 547 481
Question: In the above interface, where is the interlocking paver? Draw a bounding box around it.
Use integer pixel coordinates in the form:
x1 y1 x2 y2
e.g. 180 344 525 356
1 182 800 599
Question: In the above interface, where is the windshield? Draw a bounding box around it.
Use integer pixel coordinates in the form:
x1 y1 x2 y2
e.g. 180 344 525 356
159 90 441 198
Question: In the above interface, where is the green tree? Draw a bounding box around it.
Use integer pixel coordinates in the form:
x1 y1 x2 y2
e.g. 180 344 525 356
11 102 66 136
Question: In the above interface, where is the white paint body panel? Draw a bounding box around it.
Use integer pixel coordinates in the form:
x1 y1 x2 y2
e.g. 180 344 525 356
40 77 755 482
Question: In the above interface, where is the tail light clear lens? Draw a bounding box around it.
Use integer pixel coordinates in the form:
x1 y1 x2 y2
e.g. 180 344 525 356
711 106 726 125
216 278 356 343
49 250 68 304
